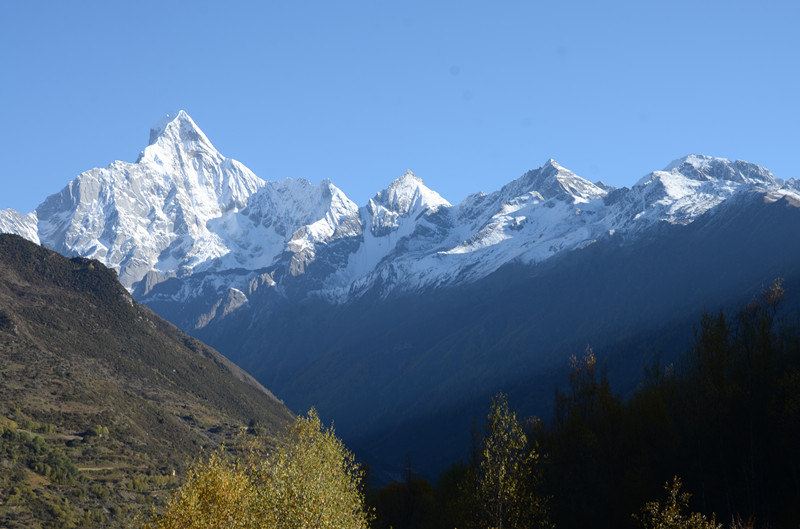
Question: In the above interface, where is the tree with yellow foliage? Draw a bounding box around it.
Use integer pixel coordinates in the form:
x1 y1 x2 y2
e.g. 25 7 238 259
145 409 371 529
249 408 371 529
144 453 252 529
635 477 721 529
478 393 552 529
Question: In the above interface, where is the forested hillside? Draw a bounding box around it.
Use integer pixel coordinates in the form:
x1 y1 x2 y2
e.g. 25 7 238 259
370 280 800 529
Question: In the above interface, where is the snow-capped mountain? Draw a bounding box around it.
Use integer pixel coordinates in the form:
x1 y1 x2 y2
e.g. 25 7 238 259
367 170 450 236
0 209 39 244
2 111 797 327
322 155 796 300
3 111 800 478
610 154 780 228
28 111 265 287
207 178 362 276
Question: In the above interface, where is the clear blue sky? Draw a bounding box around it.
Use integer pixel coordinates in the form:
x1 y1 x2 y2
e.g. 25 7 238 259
1 1 799 212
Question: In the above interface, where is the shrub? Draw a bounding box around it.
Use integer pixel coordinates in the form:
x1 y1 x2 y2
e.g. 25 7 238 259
635 477 720 529
86 424 110 438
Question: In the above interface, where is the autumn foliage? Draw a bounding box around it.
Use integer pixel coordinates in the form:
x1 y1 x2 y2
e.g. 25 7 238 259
145 409 371 529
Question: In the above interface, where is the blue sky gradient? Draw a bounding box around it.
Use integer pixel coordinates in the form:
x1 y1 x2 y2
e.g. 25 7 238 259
1 1 798 211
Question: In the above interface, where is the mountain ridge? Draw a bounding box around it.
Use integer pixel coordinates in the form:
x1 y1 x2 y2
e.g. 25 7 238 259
2 112 798 323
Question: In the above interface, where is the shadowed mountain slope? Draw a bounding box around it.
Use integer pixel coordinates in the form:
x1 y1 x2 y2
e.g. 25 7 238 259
195 193 800 478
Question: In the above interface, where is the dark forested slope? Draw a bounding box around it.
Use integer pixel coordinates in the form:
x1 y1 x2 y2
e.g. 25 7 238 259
195 193 800 477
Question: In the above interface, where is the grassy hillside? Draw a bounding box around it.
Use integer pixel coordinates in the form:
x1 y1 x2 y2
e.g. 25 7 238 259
0 234 292 528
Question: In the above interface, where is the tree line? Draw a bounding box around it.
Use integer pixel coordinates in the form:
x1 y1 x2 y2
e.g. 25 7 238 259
371 279 800 529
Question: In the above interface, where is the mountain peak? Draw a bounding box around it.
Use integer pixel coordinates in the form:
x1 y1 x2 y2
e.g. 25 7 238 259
395 169 422 183
542 158 565 172
149 109 211 143
662 154 776 185
31 110 264 289
364 170 450 237
664 153 720 171
383 169 426 193
507 159 606 204
375 170 450 215
143 110 217 161
149 110 195 142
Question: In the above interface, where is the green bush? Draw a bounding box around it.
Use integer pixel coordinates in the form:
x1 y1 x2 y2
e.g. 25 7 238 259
0 427 79 484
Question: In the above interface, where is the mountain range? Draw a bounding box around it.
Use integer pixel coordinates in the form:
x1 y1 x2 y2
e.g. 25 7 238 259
4 111 797 317
2 110 799 476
